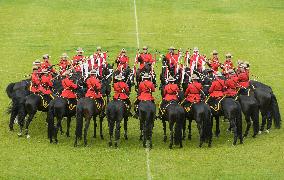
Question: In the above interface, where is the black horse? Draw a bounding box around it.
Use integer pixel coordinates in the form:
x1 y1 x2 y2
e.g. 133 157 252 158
74 97 104 147
6 79 30 131
183 102 213 147
101 64 113 103
160 101 185 149
250 80 281 132
238 90 259 137
106 99 129 148
48 73 85 143
138 101 156 149
209 97 243 145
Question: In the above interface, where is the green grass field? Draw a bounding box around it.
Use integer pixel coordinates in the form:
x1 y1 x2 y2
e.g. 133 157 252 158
0 0 284 179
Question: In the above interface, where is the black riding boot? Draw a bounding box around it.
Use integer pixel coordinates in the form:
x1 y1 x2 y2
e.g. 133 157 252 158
133 99 140 119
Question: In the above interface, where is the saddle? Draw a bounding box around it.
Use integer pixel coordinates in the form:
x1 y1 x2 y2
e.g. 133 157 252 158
39 94 55 109
205 96 225 112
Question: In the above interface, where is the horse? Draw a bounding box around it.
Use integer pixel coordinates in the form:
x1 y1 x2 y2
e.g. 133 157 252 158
160 101 185 149
106 99 129 148
6 79 30 131
238 90 259 138
250 80 281 132
48 73 86 143
74 97 104 147
101 64 113 103
209 97 243 145
182 102 213 147
138 101 156 149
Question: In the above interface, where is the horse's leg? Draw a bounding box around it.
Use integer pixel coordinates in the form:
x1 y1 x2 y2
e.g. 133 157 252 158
149 122 154 149
232 118 238 145
108 120 114 147
100 116 104 139
266 111 272 132
66 117 71 137
114 119 121 148
197 123 203 148
215 116 220 137
169 121 174 149
139 118 143 140
162 120 167 142
93 116 97 138
182 118 186 140
260 112 266 132
143 120 146 148
188 119 192 140
54 117 62 143
124 117 128 140
9 104 18 131
25 113 35 138
244 115 251 137
84 119 91 146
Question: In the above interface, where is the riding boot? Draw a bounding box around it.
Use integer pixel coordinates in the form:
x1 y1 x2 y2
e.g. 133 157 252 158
99 98 106 118
133 99 139 119
125 98 133 117
158 100 167 120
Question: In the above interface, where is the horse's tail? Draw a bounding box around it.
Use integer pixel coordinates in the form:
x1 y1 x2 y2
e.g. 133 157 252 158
75 103 84 139
141 104 155 141
6 83 15 99
271 93 281 129
201 107 213 141
174 108 184 146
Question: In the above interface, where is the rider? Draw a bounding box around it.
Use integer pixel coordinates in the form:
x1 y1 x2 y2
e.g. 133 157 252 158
221 53 234 77
208 50 220 74
159 75 180 117
183 74 203 106
237 61 250 95
189 47 206 75
206 72 226 111
224 69 239 99
88 46 108 76
113 74 132 115
137 46 155 70
133 73 155 118
61 70 78 105
38 69 53 97
165 46 179 74
30 65 41 94
58 53 70 75
41 54 55 73
116 48 129 71
72 47 84 72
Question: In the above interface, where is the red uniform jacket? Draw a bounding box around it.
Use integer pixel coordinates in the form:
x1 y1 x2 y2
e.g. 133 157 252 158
210 57 220 72
113 82 129 100
222 60 234 74
225 75 239 97
85 76 102 99
209 79 226 98
73 55 84 64
116 55 129 71
30 72 40 93
165 53 179 66
39 74 53 95
163 84 179 101
61 77 78 99
59 60 70 75
41 60 55 73
185 81 203 103
138 80 155 101
138 53 155 69
190 53 205 72
238 70 249 88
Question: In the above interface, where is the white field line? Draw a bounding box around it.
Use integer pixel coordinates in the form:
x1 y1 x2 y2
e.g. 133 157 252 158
133 0 152 179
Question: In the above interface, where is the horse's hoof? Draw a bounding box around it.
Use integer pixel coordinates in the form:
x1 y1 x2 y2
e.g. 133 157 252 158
243 134 248 138
101 135 104 140
182 136 185 140
208 144 212 148
199 144 202 148
114 142 118 148
232 143 236 146
258 131 262 135
163 136 167 142
17 132 23 137
93 135 97 138
124 135 128 140
26 135 30 139
252 134 256 138
54 140 58 144
74 143 77 147
265 129 270 133
188 136 191 140
109 142 112 147
143 143 146 148
169 145 173 149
